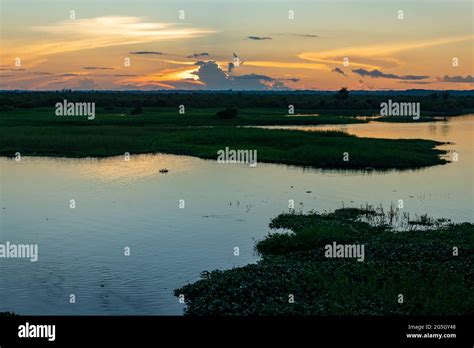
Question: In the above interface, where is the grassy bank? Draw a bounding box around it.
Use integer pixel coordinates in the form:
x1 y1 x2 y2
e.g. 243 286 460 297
0 108 448 170
175 207 474 315
0 107 367 127
1 107 470 127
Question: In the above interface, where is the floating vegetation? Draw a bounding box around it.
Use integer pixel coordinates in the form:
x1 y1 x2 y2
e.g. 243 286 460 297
175 206 473 316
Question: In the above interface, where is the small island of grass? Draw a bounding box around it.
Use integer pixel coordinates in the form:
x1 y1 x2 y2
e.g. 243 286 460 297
0 106 449 170
175 206 474 315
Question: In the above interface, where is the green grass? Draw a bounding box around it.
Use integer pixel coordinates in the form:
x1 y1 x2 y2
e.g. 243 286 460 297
0 107 367 127
0 107 448 170
175 208 474 315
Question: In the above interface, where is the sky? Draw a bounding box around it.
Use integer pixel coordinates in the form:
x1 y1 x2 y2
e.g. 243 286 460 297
0 0 473 91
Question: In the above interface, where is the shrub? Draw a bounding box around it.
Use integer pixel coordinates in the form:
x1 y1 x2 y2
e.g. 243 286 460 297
216 107 238 119
130 105 143 115
0 105 15 112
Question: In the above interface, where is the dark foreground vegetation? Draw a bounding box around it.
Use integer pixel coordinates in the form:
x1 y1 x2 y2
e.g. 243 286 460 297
175 207 474 315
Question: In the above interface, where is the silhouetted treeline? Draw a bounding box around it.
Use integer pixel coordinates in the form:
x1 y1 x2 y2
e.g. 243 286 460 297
1 90 473 114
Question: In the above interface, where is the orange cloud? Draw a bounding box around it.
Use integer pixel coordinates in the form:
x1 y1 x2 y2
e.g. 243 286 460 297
242 60 328 70
1 17 215 67
298 35 474 70
119 66 202 89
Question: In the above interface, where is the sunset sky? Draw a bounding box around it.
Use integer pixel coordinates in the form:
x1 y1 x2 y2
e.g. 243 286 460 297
0 0 472 91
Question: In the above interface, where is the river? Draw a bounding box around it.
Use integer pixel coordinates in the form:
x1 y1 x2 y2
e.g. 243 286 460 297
0 115 472 314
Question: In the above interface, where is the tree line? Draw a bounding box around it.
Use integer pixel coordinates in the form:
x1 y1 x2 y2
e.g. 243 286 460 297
1 89 473 114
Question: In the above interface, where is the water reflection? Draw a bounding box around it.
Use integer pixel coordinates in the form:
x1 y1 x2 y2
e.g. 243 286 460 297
0 115 472 315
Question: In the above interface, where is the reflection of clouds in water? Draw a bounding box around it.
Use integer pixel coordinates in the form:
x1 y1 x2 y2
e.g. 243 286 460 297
260 115 473 142
1 118 473 315
440 123 450 137
14 154 198 184
74 154 196 183
258 115 474 173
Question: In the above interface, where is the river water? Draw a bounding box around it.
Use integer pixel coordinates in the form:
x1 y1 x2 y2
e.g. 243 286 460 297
0 115 472 314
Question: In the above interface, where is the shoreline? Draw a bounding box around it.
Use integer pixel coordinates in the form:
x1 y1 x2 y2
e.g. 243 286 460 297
175 207 474 316
0 108 450 170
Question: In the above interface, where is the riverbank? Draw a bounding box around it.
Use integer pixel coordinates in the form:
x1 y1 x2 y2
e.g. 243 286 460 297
0 108 449 170
175 207 474 315
0 107 368 127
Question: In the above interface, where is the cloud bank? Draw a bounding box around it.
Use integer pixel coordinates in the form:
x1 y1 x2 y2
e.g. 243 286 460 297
352 68 429 80
130 51 164 55
438 75 474 83
186 52 209 58
332 67 347 76
192 61 293 90
248 36 272 40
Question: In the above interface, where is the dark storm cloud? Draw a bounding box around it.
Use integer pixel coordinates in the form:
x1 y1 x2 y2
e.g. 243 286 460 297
276 33 319 38
234 73 275 82
248 36 272 40
332 67 347 76
83 67 114 70
352 68 428 80
438 75 474 83
398 81 432 85
190 61 291 90
186 52 209 59
192 61 230 89
130 51 164 55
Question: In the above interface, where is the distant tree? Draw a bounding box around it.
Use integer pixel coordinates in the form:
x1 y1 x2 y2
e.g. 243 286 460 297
441 91 450 101
216 107 238 119
335 87 349 103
